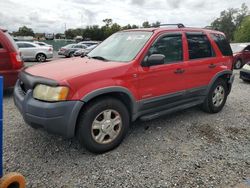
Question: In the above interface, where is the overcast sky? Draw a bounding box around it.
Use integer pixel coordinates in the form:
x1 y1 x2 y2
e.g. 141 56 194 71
0 0 249 33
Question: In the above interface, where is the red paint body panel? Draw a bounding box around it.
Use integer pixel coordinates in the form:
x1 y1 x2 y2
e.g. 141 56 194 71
24 27 233 102
0 29 24 88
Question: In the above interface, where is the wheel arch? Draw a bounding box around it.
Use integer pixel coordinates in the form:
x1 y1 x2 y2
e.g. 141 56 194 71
73 87 138 136
36 52 47 59
81 87 138 116
207 70 234 95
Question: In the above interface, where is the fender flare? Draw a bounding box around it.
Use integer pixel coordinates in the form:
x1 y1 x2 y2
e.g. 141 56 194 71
81 86 138 114
206 70 234 94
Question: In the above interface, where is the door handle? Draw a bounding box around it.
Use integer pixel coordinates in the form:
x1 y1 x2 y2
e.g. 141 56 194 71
174 68 185 74
208 64 216 68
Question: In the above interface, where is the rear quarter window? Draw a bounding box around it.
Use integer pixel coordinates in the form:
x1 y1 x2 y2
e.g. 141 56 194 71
210 33 232 56
4 32 19 52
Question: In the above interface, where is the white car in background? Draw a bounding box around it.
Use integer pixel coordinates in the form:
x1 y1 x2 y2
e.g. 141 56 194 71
16 41 53 62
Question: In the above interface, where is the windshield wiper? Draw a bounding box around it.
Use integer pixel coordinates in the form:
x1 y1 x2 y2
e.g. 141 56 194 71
90 56 109 61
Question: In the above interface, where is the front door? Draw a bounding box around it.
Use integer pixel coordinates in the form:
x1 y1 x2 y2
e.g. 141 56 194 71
138 33 187 111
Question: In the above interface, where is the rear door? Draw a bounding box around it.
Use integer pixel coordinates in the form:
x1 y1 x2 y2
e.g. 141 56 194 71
18 43 37 59
184 32 217 90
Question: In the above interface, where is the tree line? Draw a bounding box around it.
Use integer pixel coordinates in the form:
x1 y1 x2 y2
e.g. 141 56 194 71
12 3 249 42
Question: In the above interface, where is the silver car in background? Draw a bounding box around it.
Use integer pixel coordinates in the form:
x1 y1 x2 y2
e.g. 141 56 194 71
16 41 53 62
33 41 53 48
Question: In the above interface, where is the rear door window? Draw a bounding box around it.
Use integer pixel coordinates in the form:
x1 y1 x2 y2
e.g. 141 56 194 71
17 43 25 48
24 43 36 48
210 33 232 56
186 33 215 59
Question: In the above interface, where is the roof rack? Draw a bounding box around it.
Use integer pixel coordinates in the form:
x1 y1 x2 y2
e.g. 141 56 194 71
158 23 185 28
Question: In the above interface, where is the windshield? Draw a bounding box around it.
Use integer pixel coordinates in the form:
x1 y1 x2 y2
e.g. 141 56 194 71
230 43 248 53
87 44 97 50
88 31 153 62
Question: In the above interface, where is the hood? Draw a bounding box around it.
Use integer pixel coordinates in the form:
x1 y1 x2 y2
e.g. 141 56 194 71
25 57 127 81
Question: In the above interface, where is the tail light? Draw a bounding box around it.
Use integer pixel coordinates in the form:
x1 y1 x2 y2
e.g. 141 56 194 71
48 47 52 52
10 51 23 69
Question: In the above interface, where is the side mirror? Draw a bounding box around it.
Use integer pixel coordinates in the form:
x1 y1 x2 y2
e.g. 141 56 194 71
142 54 165 67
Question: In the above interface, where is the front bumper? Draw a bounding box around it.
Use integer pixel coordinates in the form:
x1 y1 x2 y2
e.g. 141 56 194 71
240 69 250 81
14 80 84 138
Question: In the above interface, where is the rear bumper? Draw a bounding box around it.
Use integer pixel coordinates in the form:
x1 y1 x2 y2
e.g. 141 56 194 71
46 52 53 59
14 80 84 138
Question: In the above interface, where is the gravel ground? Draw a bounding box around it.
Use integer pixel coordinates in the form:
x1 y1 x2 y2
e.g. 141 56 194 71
3 70 250 188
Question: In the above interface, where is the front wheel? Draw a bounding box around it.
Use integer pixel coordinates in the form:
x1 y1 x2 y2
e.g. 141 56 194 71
77 97 130 153
201 79 228 113
234 59 242 69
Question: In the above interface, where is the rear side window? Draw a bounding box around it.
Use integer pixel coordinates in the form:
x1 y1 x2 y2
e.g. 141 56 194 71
17 43 25 48
24 43 35 48
0 43 3 48
186 34 215 59
148 34 183 63
210 33 232 56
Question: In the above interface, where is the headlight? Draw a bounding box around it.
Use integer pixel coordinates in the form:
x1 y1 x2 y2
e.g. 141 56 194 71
242 64 250 71
33 84 69 102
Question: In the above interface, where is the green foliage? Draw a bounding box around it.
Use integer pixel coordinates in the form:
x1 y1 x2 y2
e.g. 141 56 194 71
13 26 35 36
210 3 249 41
234 15 250 42
142 21 150 28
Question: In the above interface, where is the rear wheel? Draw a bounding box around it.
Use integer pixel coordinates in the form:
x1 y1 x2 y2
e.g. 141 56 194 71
36 53 46 62
77 97 130 153
202 79 228 113
234 59 242 69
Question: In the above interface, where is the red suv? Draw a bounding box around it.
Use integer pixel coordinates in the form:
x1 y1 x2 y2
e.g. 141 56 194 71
0 28 24 89
14 25 234 153
230 43 250 69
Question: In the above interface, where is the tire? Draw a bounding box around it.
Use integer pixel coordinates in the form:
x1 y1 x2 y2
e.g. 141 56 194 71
69 52 74 57
201 79 228 113
36 53 46 62
234 59 242 69
77 97 130 153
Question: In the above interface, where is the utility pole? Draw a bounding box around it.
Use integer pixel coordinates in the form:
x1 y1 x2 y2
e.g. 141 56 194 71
64 23 66 39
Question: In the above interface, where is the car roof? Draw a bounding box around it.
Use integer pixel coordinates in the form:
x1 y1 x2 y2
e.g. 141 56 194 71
16 41 35 44
0 28 7 32
122 27 225 35
16 41 40 46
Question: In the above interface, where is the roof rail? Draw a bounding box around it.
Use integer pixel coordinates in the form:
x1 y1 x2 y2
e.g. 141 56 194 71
158 23 185 28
